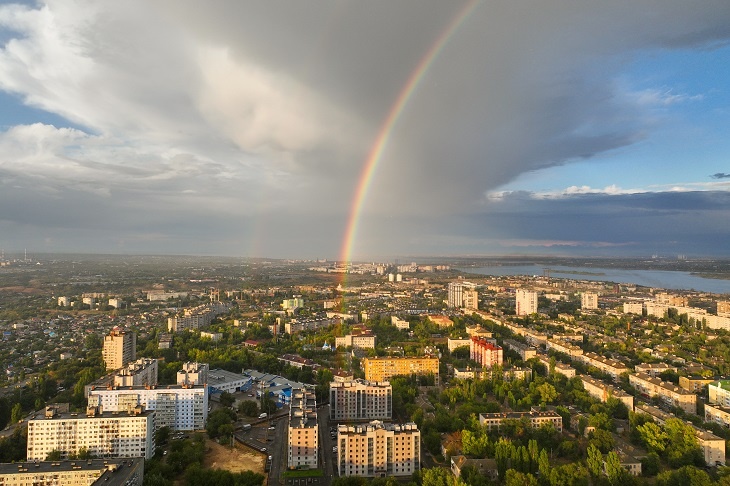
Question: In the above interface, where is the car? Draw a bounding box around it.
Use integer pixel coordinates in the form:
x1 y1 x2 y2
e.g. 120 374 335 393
269 426 276 430
261 448 267 452
268 455 272 461
332 447 337 452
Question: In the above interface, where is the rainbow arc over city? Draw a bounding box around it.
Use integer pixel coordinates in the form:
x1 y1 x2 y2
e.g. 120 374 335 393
337 0 478 280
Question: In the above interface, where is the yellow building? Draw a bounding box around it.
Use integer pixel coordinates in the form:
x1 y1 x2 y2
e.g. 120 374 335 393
362 356 439 383
337 421 420 477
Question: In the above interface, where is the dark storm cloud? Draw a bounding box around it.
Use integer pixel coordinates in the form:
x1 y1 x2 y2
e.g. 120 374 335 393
711 173 730 179
0 1 729 257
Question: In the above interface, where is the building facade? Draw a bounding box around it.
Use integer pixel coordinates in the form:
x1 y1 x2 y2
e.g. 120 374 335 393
362 356 439 383
337 421 420 477
176 362 209 386
288 388 318 470
102 328 136 371
470 337 503 368
27 406 155 461
329 380 392 422
114 358 158 387
478 411 562 432
629 372 696 414
515 289 538 316
87 384 208 431
0 459 144 486
581 292 599 310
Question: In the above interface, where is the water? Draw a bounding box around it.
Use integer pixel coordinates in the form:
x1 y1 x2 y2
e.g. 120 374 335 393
460 264 730 295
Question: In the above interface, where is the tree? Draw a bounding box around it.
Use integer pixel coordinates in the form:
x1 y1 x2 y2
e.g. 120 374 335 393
219 391 235 408
10 403 22 424
636 421 668 453
505 470 538 486
641 452 660 477
238 400 259 417
605 451 628 486
656 465 712 486
421 467 456 486
45 450 62 461
588 429 614 454
538 449 551 481
664 418 703 467
586 444 603 477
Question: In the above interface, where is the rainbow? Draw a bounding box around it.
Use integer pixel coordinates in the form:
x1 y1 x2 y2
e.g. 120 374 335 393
338 0 478 272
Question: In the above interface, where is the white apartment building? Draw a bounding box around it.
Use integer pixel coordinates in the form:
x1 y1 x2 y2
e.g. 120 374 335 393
515 289 538 316
546 339 583 359
391 316 410 331
329 380 392 422
57 296 70 307
708 380 730 407
167 302 230 332
87 384 208 431
27 406 155 461
288 388 318 470
282 297 305 310
102 328 136 371
108 298 124 309
335 332 376 349
447 338 471 352
581 292 598 310
629 373 697 414
337 421 420 477
177 362 209 386
623 302 644 315
114 358 158 387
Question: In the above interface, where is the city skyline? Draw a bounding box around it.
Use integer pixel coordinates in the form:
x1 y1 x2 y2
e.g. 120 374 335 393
1 1 730 259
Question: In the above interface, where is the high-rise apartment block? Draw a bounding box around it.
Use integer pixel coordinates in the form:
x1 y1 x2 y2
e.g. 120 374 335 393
337 421 420 477
87 384 208 431
113 358 158 387
102 328 136 371
581 292 598 310
362 356 439 383
329 380 392 422
27 406 155 461
448 282 478 309
470 337 503 368
515 289 538 316
287 388 318 470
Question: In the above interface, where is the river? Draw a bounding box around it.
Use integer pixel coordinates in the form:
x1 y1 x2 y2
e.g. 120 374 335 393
459 264 730 295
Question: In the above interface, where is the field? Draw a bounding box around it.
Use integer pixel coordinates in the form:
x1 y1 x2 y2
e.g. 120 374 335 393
202 439 265 475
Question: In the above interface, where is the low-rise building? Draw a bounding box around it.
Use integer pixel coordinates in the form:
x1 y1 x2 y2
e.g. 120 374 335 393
679 376 714 394
579 375 634 411
629 373 697 414
450 456 498 481
447 338 471 352
546 339 583 359
502 339 537 361
337 421 420 477
362 356 439 383
634 363 677 377
478 411 562 432
577 352 630 381
536 354 576 378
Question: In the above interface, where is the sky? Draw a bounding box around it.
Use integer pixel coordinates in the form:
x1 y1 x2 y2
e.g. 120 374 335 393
1 1 730 260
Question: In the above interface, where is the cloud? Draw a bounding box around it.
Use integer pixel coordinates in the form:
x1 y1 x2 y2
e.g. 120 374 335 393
1 1 730 257
711 172 730 179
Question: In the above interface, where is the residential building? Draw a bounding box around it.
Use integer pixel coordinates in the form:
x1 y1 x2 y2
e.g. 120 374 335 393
704 403 730 428
391 316 410 331
465 325 493 339
428 315 454 329
577 352 630 381
448 282 477 309
57 296 70 307
108 298 123 309
362 356 439 383
536 354 576 378
679 376 714 393
629 372 697 414
581 292 598 310
546 338 583 359
329 380 392 422
114 358 158 387
579 375 634 411
0 458 144 486
288 388 318 470
27 406 155 461
463 289 479 311
87 384 208 431
102 327 136 371
337 421 420 477
447 338 471 352
623 302 644 315
282 297 304 310
478 411 562 432
450 456 498 481
336 330 376 349
634 363 677 377
718 301 730 316
709 380 730 407
167 302 230 332
502 339 537 361
470 337 503 369
177 362 209 386
515 289 538 316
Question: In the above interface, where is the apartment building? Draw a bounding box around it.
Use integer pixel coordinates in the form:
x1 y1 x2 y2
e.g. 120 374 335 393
546 339 583 359
362 356 439 383
102 328 136 371
113 358 158 387
448 282 477 309
470 337 503 369
447 338 471 352
0 458 144 486
579 375 634 411
502 339 537 361
176 362 209 386
581 292 598 310
167 301 230 332
27 406 155 461
288 388 318 470
515 289 538 316
634 363 677 377
337 421 420 477
329 380 392 422
87 384 208 431
285 317 340 335
629 373 697 414
577 352 630 381
391 316 410 331
623 302 644 315
536 354 576 378
336 331 376 349
708 380 730 407
428 315 454 329
478 411 562 432
704 403 730 428
679 376 714 393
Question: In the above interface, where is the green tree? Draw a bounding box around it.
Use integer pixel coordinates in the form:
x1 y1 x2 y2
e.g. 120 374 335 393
538 449 551 481
505 470 538 486
586 444 603 477
45 450 62 461
219 391 235 408
238 400 259 417
605 451 628 486
664 418 703 467
10 403 22 424
421 467 456 486
641 451 660 477
636 421 668 453
656 465 712 486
